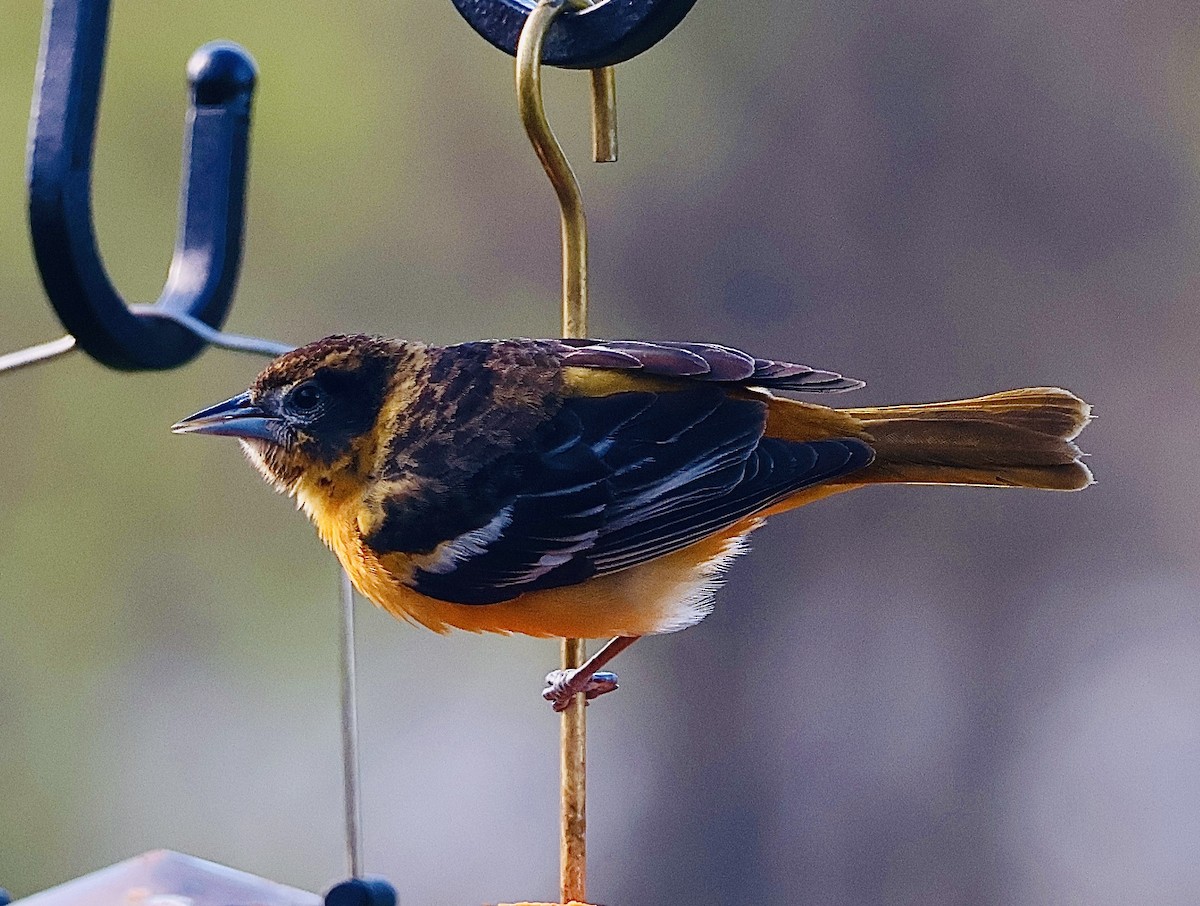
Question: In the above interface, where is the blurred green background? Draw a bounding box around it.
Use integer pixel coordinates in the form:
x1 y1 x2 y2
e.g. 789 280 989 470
2 1 1199 903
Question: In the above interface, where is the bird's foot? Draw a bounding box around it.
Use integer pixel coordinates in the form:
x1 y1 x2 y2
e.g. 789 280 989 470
543 668 619 712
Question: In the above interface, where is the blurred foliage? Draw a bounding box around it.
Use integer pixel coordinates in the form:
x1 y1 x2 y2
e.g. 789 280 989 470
3 2 1200 904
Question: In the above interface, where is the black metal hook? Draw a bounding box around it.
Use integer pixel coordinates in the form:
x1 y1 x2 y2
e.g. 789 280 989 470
450 0 699 69
27 0 257 371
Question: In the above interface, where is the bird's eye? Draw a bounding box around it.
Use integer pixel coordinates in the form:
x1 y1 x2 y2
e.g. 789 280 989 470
287 381 324 415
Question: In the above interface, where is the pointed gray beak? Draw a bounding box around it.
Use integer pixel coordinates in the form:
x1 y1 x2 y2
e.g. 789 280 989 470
172 392 281 443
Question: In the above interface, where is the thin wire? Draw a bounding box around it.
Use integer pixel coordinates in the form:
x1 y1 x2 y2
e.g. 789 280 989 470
339 567 364 878
0 334 77 374
0 311 293 378
130 305 296 356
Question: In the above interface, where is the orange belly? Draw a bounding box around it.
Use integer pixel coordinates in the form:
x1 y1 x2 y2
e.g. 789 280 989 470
328 513 763 638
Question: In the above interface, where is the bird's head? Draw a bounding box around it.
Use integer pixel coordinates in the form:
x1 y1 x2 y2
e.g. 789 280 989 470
173 334 416 496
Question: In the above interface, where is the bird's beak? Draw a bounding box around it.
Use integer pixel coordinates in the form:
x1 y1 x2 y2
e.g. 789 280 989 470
171 392 282 443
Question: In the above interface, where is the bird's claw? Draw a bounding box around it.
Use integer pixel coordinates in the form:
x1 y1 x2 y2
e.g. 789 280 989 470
543 668 619 712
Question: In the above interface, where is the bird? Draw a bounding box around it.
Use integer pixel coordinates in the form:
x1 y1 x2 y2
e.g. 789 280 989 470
173 334 1092 710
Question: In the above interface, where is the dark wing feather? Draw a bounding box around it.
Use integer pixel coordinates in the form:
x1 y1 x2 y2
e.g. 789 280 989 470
592 436 870 573
407 398 622 605
408 387 873 605
551 338 864 392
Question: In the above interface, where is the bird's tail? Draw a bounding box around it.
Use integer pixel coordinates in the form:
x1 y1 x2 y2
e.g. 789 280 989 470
840 387 1093 491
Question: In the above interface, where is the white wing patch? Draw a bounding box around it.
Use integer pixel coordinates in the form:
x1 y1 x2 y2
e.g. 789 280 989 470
422 506 515 575
496 529 601 586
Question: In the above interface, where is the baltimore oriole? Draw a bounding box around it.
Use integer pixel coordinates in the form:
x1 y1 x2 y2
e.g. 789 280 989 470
174 335 1092 709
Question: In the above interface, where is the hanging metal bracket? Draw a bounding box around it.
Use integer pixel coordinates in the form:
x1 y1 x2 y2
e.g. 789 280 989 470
27 0 257 371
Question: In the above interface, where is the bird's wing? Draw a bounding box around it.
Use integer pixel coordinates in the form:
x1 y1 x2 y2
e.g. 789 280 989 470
548 338 865 392
401 385 873 605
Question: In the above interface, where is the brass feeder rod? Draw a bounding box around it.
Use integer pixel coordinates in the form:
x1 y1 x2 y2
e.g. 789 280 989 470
516 1 618 900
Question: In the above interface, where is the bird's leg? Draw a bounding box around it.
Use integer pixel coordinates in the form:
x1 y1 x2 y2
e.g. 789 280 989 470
543 635 640 712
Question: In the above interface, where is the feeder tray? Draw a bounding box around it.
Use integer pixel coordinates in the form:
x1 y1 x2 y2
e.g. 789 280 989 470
12 851 319 906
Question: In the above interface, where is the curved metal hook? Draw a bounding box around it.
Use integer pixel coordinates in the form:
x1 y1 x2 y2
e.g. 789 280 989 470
452 0 699 69
517 0 589 338
27 0 257 371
